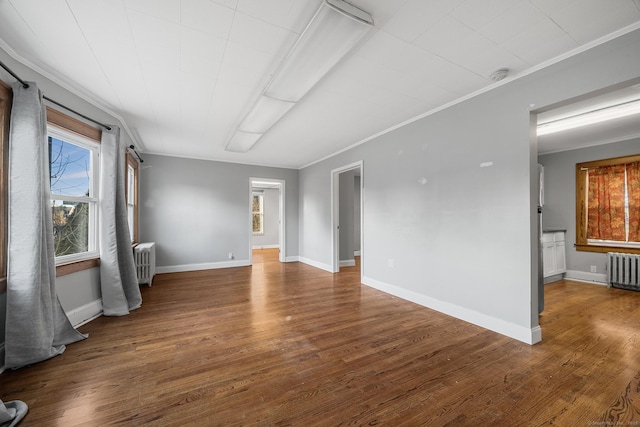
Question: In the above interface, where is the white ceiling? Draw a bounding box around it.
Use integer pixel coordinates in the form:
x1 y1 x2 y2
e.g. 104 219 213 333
1 0 639 168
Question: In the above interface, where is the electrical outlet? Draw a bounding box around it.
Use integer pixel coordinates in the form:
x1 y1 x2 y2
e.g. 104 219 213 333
228 252 234 260
388 259 395 269
590 265 597 273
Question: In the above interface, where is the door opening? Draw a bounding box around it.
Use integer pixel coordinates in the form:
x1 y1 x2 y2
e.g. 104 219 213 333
331 161 363 276
250 178 286 264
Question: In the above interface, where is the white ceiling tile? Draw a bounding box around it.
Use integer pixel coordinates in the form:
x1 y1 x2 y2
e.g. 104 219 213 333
127 8 181 51
529 0 578 16
501 18 580 65
381 0 463 42
356 31 420 73
181 0 235 39
450 0 517 31
209 0 239 10
354 0 410 28
180 28 226 79
0 1 57 70
229 11 298 56
478 0 548 45
413 16 478 57
237 0 321 33
409 54 488 96
125 0 181 24
221 41 280 81
548 0 640 44
135 42 180 77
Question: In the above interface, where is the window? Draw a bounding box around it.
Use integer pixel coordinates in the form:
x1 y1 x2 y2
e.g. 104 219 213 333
48 126 100 263
252 192 264 234
576 154 640 254
0 80 11 293
125 152 138 244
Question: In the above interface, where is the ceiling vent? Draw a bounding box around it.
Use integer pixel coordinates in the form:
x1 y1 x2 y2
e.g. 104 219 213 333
490 68 509 82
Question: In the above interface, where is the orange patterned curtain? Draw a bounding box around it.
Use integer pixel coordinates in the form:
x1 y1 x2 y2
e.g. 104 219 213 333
587 165 626 241
627 161 640 242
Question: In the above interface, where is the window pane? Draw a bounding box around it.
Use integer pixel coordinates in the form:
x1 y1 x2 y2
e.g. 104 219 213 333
49 137 91 197
127 164 135 204
128 205 134 241
252 194 261 213
52 200 90 256
252 213 262 233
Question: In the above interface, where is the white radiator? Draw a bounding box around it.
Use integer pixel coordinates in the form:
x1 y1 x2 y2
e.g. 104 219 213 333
608 252 640 291
134 242 156 286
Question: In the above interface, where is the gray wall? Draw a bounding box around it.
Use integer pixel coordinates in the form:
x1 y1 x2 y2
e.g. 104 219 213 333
139 154 298 270
252 188 280 248
538 138 640 275
297 29 640 344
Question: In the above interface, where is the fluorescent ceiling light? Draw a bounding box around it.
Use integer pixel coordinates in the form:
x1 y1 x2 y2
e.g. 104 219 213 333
238 95 295 134
225 0 373 153
264 0 374 102
537 99 640 136
226 131 262 153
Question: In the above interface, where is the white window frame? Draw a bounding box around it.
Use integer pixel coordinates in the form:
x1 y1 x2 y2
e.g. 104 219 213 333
48 125 100 264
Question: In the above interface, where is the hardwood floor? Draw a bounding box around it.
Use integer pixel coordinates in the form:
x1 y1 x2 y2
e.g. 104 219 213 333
1 249 639 426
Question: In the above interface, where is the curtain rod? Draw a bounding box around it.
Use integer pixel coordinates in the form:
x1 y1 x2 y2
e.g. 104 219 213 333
129 145 144 163
0 59 112 131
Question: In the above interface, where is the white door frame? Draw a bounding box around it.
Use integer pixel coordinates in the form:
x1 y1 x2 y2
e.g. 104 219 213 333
331 160 363 274
250 177 286 264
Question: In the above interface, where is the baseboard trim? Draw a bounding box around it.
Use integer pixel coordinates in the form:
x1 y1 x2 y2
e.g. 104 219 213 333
362 275 541 345
565 270 608 286
285 256 299 263
252 245 280 249
354 251 361 256
340 259 356 267
66 299 103 328
157 259 251 274
298 257 333 273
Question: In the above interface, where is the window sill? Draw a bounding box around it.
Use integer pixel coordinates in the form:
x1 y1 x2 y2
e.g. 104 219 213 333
575 244 640 255
56 257 100 277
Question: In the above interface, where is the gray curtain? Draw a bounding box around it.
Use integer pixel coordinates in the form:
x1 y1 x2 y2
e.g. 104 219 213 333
4 82 86 370
0 399 27 425
99 126 141 315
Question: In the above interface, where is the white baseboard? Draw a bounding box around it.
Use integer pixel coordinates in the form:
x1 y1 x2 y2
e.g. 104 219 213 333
66 299 103 328
298 257 333 273
285 256 299 263
362 275 542 345
156 259 251 274
252 245 280 249
565 270 608 286
354 251 361 256
340 259 356 267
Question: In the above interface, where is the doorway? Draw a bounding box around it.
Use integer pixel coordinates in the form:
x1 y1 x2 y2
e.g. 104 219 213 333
331 161 363 275
250 178 286 264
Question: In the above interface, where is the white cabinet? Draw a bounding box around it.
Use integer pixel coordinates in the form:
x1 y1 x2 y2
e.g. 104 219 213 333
542 231 566 278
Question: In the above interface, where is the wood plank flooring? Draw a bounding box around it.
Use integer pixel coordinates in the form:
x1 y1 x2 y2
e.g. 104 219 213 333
1 249 640 426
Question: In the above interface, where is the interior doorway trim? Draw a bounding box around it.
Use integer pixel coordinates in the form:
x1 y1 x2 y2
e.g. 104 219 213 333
250 177 286 264
331 160 363 274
